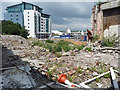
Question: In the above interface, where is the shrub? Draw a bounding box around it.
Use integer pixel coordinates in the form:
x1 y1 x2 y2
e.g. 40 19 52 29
46 40 54 43
101 35 117 47
62 45 71 52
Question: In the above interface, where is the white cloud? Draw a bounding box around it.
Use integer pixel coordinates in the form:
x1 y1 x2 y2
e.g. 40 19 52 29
53 17 91 30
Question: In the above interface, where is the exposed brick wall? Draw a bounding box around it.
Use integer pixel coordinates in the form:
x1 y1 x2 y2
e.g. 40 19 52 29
103 7 120 31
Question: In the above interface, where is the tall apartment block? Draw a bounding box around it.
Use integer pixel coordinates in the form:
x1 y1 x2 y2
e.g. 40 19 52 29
4 2 51 39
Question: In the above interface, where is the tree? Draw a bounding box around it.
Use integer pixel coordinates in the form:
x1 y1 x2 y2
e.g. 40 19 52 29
2 20 29 38
20 27 29 39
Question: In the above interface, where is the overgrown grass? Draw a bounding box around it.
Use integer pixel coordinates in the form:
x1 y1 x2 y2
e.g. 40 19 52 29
32 40 86 53
62 45 71 52
46 40 54 43
76 44 85 51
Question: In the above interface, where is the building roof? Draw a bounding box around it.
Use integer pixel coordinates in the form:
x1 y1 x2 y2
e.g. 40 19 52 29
51 30 63 35
66 28 71 33
6 2 43 10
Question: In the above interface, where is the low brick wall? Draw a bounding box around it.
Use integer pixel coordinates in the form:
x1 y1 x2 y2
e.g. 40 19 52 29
52 38 87 46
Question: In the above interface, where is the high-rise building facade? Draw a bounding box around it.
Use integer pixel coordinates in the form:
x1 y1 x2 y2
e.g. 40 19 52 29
4 2 51 39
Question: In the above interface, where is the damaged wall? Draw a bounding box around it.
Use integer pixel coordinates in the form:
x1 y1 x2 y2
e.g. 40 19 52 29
91 0 120 39
103 7 120 31
96 11 103 39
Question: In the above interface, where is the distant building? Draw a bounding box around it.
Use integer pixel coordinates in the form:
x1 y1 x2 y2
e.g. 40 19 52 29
65 28 71 35
91 0 120 39
51 30 63 35
63 28 87 40
4 2 51 39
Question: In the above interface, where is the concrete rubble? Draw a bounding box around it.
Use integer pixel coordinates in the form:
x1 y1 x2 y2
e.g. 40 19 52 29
1 35 120 89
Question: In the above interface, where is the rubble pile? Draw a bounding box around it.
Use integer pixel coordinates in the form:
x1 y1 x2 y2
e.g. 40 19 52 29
1 35 120 89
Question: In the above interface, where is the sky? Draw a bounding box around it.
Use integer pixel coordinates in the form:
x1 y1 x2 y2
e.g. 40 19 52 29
0 0 105 31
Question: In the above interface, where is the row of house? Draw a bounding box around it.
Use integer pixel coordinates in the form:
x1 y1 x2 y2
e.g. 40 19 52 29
91 0 120 40
4 2 51 39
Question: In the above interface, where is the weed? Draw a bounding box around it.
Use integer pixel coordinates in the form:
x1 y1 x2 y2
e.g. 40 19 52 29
92 35 98 43
95 78 99 82
67 75 73 82
47 70 52 77
71 52 75 56
76 66 83 74
85 47 92 52
89 67 96 72
55 52 62 58
104 73 110 78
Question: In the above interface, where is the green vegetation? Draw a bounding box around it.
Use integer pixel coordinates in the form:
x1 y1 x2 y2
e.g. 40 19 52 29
76 66 83 74
57 40 71 46
95 78 99 82
76 44 85 51
104 73 110 78
96 1 103 5
55 52 62 58
62 45 71 52
92 35 98 43
85 47 92 52
52 45 62 52
47 70 52 77
89 67 96 72
2 20 29 38
46 40 54 43
67 75 73 82
71 52 75 56
101 35 118 47
32 40 86 53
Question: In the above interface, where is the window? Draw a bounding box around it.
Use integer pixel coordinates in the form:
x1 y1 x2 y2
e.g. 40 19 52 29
16 15 18 17
28 16 29 17
28 19 29 21
16 19 18 20
11 19 12 20
28 23 29 24
28 26 30 28
11 15 12 17
28 12 29 14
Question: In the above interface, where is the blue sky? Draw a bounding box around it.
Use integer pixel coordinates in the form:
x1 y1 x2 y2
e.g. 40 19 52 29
1 0 106 31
